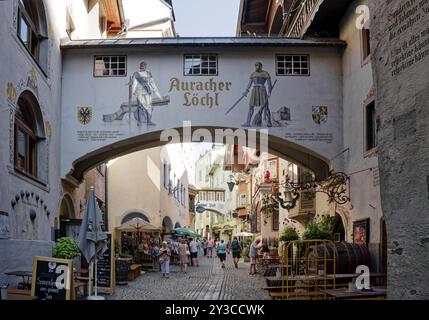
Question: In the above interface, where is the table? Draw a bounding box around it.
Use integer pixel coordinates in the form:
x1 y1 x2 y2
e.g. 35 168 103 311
320 287 387 300
5 294 37 300
4 271 32 289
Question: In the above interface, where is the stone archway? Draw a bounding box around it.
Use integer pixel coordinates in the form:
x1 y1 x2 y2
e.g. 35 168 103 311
174 222 181 228
58 193 76 238
335 206 351 242
332 213 346 242
121 211 150 224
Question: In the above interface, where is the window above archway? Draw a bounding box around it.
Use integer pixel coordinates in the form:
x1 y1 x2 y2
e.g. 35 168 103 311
17 0 49 73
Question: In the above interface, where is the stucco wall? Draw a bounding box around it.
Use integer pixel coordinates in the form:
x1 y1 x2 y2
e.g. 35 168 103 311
369 0 429 299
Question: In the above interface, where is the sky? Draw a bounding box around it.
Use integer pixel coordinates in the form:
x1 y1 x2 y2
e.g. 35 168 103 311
173 0 241 37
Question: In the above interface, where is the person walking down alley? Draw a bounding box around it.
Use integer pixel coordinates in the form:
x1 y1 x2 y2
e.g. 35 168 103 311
178 238 190 273
207 238 214 258
231 237 242 269
159 241 171 278
249 239 262 275
217 239 227 268
203 238 208 256
189 238 199 267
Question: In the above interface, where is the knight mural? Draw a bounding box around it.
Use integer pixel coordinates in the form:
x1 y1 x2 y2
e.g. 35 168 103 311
103 61 170 126
243 62 274 127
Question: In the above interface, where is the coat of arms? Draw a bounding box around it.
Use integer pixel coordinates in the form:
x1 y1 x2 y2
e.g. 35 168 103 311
312 106 328 124
77 106 92 125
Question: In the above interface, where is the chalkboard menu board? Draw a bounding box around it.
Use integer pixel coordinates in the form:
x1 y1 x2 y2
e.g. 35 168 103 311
31 256 73 300
96 233 114 293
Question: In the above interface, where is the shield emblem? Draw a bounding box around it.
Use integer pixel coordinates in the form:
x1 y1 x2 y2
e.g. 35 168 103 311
312 106 328 124
77 106 92 125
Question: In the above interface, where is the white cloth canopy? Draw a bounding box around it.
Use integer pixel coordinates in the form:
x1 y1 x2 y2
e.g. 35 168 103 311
235 232 254 237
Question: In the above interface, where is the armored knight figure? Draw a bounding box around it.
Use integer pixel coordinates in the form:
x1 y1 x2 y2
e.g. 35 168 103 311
132 61 162 126
242 62 273 127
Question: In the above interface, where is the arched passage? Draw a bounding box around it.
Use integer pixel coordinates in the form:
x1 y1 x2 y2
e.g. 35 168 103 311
174 222 181 228
333 213 345 242
58 194 76 238
66 127 330 184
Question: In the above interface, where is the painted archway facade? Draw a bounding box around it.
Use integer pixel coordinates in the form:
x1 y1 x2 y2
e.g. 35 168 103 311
60 38 344 183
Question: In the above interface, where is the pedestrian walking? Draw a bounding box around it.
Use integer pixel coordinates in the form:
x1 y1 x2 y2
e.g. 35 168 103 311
231 236 242 268
178 238 190 273
217 239 227 268
159 241 171 278
249 239 262 275
189 238 199 267
207 238 214 258
203 238 208 256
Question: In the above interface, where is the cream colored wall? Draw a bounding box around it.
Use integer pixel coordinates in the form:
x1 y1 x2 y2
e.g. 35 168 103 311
107 148 162 233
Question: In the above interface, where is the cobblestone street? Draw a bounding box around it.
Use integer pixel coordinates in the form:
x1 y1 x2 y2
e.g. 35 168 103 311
110 253 269 300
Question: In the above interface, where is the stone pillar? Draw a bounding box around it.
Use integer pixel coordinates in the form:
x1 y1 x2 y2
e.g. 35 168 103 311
369 0 429 299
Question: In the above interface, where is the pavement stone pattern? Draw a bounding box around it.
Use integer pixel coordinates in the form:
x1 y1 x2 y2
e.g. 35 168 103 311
109 252 269 300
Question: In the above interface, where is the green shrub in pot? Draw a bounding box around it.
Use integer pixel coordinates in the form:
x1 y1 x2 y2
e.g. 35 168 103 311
52 237 81 259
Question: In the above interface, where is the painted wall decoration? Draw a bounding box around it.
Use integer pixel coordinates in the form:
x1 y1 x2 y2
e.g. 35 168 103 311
312 106 328 125
353 218 370 246
77 106 92 125
61 48 343 178
7 82 17 103
103 61 170 126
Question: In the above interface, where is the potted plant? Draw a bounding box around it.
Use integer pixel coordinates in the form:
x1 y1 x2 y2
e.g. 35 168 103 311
52 237 81 267
280 226 300 242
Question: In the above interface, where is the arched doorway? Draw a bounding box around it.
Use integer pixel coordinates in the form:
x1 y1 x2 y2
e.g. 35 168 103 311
174 222 181 228
58 194 77 239
333 213 345 242
121 211 150 224
162 216 173 234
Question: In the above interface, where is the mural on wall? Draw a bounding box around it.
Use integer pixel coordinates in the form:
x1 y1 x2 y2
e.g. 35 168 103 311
353 218 370 246
103 61 170 126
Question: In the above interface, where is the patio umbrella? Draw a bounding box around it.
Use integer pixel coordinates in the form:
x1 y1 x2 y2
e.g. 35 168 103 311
77 187 108 300
171 227 199 238
235 232 254 237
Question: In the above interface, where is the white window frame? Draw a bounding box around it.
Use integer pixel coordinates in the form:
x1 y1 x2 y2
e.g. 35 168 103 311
276 54 310 76
94 55 127 77
183 54 218 76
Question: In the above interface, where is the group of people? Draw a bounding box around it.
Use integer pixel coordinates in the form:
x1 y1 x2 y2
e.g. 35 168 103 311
156 237 201 278
201 237 244 269
156 237 263 278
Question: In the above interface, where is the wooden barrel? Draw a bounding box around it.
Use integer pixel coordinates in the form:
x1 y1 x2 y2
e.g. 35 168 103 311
313 242 371 274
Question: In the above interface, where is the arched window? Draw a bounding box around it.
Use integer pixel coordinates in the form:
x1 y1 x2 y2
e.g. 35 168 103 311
14 91 46 181
17 0 49 72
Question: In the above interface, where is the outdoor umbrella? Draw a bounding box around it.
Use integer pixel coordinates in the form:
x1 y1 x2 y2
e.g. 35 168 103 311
77 187 108 300
171 227 199 238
